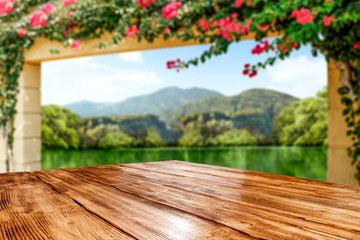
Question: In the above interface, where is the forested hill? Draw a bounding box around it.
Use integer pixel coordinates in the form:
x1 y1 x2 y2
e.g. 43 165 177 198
64 87 223 118
160 88 299 123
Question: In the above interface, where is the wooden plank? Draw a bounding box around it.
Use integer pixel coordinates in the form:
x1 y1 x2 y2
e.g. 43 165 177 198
125 161 360 203
0 172 135 240
66 165 360 239
31 169 255 240
92 164 360 221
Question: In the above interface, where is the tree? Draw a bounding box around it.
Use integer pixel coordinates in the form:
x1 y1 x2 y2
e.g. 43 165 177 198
178 126 204 147
145 128 166 147
1 0 360 179
273 88 328 146
41 105 80 149
209 129 257 146
99 132 137 149
78 124 118 149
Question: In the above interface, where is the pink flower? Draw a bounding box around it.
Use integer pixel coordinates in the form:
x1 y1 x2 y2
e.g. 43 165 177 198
167 60 176 69
138 0 156 8
63 27 73 36
30 11 48 27
17 31 26 38
291 7 316 25
235 0 245 8
241 19 252 35
126 25 139 37
325 0 332 2
0 0 15 15
61 0 78 7
42 3 54 14
70 40 81 50
355 42 360 50
162 2 181 20
323 15 334 26
163 27 170 34
199 19 209 31
210 19 218 27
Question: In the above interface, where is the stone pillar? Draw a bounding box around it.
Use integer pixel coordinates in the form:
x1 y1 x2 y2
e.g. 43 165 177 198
11 63 42 172
327 62 358 185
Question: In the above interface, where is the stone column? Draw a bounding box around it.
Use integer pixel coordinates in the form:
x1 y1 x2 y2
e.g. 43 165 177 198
11 63 42 172
327 62 358 185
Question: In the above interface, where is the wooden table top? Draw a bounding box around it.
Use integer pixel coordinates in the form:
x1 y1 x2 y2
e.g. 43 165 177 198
1 160 360 239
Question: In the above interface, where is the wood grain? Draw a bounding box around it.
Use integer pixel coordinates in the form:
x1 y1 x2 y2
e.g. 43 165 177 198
2 161 360 239
0 172 134 240
66 164 360 240
32 169 254 240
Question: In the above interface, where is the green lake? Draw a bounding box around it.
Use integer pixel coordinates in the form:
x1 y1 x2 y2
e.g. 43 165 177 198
42 147 327 181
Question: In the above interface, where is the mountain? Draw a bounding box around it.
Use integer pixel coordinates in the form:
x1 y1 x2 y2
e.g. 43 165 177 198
63 100 114 117
160 88 299 123
64 87 224 118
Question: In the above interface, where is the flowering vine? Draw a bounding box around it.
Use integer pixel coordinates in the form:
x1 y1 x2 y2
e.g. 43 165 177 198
0 0 360 182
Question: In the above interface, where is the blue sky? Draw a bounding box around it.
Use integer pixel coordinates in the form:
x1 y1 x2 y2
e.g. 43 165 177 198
42 39 327 105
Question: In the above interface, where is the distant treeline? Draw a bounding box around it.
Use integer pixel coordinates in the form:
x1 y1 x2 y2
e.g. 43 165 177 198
42 88 327 149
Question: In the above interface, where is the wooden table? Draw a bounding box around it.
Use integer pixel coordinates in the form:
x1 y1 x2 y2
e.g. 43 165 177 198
1 160 360 239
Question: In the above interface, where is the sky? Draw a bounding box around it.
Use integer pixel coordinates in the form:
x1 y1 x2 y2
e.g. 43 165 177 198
42 39 327 105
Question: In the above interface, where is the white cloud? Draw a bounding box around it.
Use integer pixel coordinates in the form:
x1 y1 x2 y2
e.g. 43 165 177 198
118 51 143 64
266 55 327 98
42 55 161 105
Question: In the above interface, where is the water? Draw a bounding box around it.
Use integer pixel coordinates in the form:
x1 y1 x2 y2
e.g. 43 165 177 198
42 147 327 181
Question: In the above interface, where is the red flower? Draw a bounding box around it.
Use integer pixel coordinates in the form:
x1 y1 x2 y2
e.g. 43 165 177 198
290 42 298 50
323 15 334 27
167 60 176 69
17 31 26 38
199 19 209 31
249 70 257 78
251 40 269 55
163 27 170 34
291 7 316 25
138 0 156 8
42 3 54 15
235 0 245 8
70 40 81 50
162 2 181 20
210 19 218 27
278 44 287 53
257 24 270 31
126 25 139 37
241 19 252 35
354 42 360 50
0 0 15 15
62 0 78 7
30 11 48 27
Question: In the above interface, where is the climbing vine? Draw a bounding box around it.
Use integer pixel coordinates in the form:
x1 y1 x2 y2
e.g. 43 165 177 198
0 0 360 181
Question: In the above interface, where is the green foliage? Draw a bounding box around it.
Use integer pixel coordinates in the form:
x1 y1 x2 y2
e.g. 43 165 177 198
273 88 328 147
78 124 118 149
208 129 257 147
99 132 137 149
161 89 298 124
41 105 80 149
178 126 204 148
145 128 166 147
